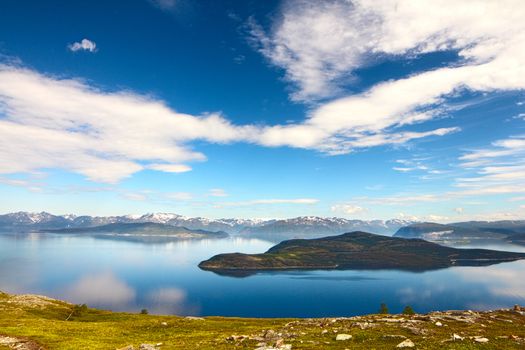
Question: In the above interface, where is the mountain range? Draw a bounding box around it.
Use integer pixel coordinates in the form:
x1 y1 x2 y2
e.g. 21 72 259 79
0 212 415 240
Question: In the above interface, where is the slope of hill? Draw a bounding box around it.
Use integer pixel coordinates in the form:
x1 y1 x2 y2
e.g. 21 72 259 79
199 231 525 275
2 291 525 349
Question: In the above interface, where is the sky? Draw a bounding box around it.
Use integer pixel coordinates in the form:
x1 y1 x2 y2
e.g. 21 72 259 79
1 0 525 221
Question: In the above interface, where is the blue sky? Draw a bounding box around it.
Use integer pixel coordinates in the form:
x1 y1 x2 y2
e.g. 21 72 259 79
1 0 525 221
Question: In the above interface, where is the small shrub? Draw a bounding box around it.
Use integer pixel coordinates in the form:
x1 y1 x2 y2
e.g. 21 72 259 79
72 304 88 316
402 305 415 315
379 303 389 314
140 308 149 315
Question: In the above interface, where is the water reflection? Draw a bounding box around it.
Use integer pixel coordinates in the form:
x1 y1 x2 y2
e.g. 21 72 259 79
1 231 525 317
62 271 136 308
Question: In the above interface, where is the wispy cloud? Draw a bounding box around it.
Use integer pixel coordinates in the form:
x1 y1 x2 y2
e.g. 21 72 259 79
331 204 366 215
149 0 177 11
208 188 228 197
217 198 319 207
68 38 97 53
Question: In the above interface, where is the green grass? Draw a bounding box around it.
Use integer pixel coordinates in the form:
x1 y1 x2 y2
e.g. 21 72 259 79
1 291 525 349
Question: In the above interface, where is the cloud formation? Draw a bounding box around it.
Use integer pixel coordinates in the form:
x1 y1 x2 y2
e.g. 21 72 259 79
0 64 255 183
3 1 525 185
247 0 525 154
68 39 97 53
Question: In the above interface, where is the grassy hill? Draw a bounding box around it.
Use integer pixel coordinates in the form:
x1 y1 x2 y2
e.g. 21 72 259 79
1 291 525 349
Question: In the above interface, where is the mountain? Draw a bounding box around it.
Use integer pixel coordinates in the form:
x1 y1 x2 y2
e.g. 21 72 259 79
44 222 228 243
394 221 525 244
0 212 415 238
199 231 525 276
238 217 414 241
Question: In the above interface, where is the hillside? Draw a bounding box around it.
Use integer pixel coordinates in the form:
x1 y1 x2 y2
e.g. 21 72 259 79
199 231 525 275
1 291 525 349
44 222 228 241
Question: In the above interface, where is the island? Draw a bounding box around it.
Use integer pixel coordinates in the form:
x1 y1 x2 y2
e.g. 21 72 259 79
43 222 228 242
199 231 525 275
394 221 525 245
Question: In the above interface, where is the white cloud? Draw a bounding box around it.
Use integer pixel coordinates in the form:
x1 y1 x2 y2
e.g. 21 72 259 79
0 64 255 183
148 163 192 173
252 0 525 102
68 39 97 53
331 204 366 215
208 188 228 197
247 0 525 154
454 207 464 214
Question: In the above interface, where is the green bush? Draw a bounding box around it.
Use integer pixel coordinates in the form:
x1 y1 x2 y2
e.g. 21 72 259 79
379 303 389 314
140 308 149 315
402 305 415 315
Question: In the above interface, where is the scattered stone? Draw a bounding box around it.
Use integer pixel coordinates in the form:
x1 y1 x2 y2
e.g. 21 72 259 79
227 335 248 341
335 334 352 341
0 335 43 350
139 344 158 350
116 346 134 350
321 330 328 334
474 337 489 343
383 335 406 339
396 339 415 348
184 316 205 320
435 321 443 327
160 322 168 326
452 334 464 341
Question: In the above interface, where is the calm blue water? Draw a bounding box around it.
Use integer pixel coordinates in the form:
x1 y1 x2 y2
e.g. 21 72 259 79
1 232 525 317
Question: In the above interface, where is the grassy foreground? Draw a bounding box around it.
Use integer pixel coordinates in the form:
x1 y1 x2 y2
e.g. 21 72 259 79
1 291 525 349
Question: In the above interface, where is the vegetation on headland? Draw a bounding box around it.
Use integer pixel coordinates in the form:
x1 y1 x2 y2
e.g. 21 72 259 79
1 291 525 349
199 231 525 276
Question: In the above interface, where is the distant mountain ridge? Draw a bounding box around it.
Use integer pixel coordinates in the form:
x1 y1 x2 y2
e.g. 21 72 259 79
0 212 416 238
394 221 525 244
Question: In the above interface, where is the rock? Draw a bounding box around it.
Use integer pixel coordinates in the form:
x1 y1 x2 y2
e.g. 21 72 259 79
160 322 168 326
321 330 328 334
116 346 134 350
383 335 406 339
139 344 158 350
396 339 415 348
435 321 443 327
474 337 489 343
335 334 352 341
184 316 205 320
452 334 464 341
227 335 248 341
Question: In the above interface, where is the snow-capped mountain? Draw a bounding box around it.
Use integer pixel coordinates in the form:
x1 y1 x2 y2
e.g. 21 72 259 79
0 211 416 239
238 216 416 242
